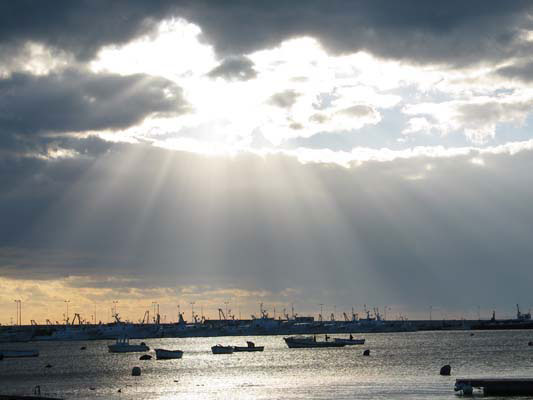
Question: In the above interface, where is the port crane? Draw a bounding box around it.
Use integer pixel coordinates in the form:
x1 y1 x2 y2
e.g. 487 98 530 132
140 310 150 324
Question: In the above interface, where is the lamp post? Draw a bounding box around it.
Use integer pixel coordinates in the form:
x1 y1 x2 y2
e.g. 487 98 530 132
14 300 21 326
112 301 118 321
152 301 157 323
64 300 70 325
190 302 195 323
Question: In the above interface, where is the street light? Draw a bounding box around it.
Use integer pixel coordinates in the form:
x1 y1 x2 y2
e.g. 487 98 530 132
190 301 195 323
14 300 21 326
224 301 229 320
112 301 118 321
152 301 157 323
64 300 70 325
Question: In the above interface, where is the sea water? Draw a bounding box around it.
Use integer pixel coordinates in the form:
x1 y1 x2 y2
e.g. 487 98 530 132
1 330 533 399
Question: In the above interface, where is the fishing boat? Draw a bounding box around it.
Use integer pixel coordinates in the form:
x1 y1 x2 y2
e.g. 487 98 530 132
155 348 183 359
0 349 39 357
108 336 149 353
232 341 264 352
211 344 234 354
284 335 346 348
333 335 365 345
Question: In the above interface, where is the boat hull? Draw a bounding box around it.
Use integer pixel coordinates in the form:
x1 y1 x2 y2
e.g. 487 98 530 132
155 349 183 359
233 346 264 352
284 337 346 348
211 345 233 354
108 344 149 353
333 338 365 345
0 349 39 357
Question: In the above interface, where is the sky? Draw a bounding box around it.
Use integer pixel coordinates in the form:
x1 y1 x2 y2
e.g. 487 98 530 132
2 1 533 324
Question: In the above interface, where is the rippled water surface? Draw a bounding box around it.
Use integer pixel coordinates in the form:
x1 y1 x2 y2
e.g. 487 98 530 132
2 330 533 399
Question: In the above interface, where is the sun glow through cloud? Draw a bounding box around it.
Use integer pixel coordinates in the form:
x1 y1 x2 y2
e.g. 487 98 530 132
4 2 533 328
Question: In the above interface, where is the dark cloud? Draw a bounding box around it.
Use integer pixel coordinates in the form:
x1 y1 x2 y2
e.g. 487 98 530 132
269 90 300 108
2 1 530 67
0 69 188 155
0 69 187 136
180 0 533 65
2 143 533 308
0 0 179 61
496 60 533 82
207 56 257 81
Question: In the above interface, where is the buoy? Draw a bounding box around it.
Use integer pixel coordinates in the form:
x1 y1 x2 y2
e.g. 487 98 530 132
117 389 122 393
528 341 533 346
139 354 152 360
363 349 370 356
45 364 52 368
80 346 87 350
0 353 3 361
132 366 141 376
440 364 451 376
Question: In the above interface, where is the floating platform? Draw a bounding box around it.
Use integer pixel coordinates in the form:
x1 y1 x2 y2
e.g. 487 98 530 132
455 378 533 396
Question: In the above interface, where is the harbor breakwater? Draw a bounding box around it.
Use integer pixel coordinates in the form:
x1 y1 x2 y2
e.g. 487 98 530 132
0 318 502 343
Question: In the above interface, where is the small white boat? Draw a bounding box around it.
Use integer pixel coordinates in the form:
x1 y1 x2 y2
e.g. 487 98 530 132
0 349 39 358
155 348 183 360
211 345 234 354
108 336 149 353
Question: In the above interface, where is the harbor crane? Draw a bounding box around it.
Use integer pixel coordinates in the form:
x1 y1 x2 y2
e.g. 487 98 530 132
71 313 82 325
141 310 150 324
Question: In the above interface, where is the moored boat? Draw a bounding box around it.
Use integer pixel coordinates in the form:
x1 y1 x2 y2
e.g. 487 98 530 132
0 349 39 357
211 344 234 354
108 336 149 353
155 348 183 359
232 341 264 352
333 335 365 345
284 335 346 348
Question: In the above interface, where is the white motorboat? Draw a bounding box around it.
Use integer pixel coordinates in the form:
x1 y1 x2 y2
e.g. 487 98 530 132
108 336 149 353
0 349 39 358
211 345 234 354
155 348 183 359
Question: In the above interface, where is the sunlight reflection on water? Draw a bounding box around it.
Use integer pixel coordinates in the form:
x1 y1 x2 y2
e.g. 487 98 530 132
2 331 533 399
